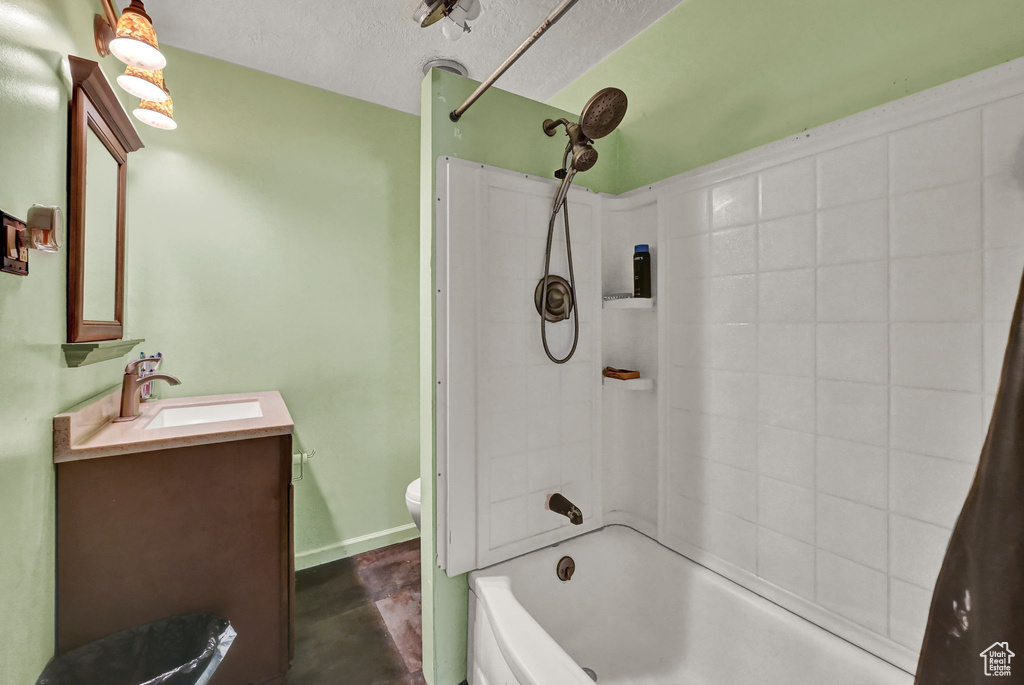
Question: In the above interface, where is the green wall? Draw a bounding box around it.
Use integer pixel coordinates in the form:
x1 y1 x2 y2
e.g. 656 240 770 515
126 46 422 569
1 6 420 681
418 69 620 684
551 0 1024 192
0 1 130 681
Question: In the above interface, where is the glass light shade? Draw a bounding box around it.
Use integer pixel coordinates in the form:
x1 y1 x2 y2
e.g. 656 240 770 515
442 16 466 41
117 66 168 102
461 0 481 21
134 94 176 130
108 1 166 70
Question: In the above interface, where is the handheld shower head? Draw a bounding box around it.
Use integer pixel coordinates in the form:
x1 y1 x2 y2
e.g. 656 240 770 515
579 87 628 140
537 87 629 365
543 87 627 178
572 144 598 172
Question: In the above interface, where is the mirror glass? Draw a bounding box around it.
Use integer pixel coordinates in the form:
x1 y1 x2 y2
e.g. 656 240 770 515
82 127 119 322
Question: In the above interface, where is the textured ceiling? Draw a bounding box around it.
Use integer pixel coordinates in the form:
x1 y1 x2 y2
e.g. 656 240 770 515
146 0 684 115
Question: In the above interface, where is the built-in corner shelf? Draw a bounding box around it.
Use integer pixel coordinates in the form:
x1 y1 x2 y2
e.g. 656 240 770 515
602 377 655 391
63 338 145 368
603 297 655 310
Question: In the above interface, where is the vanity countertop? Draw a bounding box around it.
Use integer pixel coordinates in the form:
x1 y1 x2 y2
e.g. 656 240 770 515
54 388 294 463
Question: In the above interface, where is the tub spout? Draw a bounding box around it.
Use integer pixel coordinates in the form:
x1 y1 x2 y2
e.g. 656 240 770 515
547 493 583 525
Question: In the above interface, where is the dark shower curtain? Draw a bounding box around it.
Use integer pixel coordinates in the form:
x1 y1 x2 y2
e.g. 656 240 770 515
914 267 1024 683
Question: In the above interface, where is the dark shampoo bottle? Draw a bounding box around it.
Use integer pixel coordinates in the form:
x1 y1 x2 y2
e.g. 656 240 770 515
633 244 651 298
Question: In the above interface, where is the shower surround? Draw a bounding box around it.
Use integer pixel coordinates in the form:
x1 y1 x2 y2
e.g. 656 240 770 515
436 161 605 574
435 57 1024 680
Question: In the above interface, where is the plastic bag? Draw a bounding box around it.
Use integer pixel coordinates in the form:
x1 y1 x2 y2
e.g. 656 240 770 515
36 613 236 685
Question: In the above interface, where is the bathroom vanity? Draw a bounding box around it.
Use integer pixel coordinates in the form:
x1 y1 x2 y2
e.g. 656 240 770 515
53 389 294 685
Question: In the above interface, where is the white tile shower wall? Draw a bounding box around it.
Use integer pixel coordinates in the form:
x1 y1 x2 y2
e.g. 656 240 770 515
439 61 1024 672
439 161 603 573
661 81 1024 667
481 178 603 563
602 201 660 532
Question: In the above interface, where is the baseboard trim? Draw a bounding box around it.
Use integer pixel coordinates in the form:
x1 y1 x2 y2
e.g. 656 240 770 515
295 523 420 571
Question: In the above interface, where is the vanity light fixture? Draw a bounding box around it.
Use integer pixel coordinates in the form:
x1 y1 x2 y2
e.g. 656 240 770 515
117 66 168 103
134 86 177 130
95 1 177 129
95 0 166 71
108 0 166 70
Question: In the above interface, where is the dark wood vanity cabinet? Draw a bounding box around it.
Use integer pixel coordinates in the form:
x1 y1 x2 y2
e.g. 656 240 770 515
56 435 294 685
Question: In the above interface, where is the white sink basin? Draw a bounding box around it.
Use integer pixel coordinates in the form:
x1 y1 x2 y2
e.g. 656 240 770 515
145 400 263 430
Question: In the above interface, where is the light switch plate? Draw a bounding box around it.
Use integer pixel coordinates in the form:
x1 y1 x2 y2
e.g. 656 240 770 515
2 211 28 276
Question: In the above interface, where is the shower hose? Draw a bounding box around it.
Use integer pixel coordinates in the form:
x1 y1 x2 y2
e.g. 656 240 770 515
539 158 580 364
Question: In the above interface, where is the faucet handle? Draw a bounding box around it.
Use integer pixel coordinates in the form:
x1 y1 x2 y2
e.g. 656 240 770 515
124 358 149 375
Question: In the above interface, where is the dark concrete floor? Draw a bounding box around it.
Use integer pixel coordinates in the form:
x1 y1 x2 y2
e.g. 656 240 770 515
290 538 425 685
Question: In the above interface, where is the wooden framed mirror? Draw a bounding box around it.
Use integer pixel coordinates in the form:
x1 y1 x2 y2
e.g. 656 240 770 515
67 56 144 343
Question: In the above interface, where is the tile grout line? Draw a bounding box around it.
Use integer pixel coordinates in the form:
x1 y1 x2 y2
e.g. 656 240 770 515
884 130 894 641
811 152 820 608
754 172 763 580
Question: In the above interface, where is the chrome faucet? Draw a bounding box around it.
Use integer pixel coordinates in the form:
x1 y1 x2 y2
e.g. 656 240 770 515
547 493 584 525
114 359 181 422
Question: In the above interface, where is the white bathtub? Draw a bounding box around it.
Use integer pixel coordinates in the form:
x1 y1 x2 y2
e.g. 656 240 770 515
468 526 914 685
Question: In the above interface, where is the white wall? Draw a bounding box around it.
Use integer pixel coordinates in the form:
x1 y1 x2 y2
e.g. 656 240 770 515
438 160 604 574
656 59 1024 670
438 161 665 571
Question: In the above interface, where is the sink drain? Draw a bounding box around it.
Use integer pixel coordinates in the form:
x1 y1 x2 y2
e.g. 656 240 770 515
582 667 598 681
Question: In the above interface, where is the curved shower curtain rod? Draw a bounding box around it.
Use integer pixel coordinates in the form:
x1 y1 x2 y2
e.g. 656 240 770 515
449 0 581 122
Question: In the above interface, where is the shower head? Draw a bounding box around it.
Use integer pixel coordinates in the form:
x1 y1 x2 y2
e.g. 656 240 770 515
579 87 628 140
571 144 598 172
543 87 626 179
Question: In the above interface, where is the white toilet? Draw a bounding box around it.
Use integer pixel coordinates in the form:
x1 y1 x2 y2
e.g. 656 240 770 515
405 478 421 531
